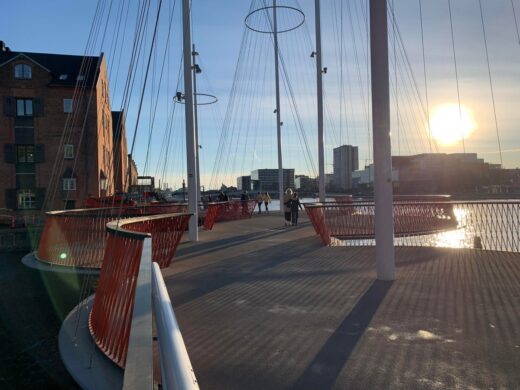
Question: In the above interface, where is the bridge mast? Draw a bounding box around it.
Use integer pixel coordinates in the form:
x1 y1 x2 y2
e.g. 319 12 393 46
273 0 284 214
315 0 325 202
370 0 395 280
182 0 199 241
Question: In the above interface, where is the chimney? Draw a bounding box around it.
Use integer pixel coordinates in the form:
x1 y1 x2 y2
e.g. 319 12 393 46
0 41 9 52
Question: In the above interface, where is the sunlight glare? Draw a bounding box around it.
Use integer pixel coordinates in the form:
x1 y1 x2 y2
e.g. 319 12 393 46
428 103 477 146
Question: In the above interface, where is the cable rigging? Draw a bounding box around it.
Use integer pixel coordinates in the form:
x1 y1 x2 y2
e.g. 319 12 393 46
478 0 503 166
448 0 466 153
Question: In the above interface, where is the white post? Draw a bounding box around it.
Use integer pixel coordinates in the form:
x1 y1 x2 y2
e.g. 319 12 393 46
315 0 325 202
273 0 284 214
370 0 395 280
192 44 201 209
182 0 198 241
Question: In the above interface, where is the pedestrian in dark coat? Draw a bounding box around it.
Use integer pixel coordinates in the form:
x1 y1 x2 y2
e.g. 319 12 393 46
289 192 303 226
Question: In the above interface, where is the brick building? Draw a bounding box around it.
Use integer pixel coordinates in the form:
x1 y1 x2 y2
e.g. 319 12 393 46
0 42 129 211
112 110 129 193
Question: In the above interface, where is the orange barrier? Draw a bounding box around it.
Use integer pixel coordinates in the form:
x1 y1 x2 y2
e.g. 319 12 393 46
334 195 353 203
306 200 520 251
89 212 191 368
305 202 457 245
36 204 188 268
203 200 257 230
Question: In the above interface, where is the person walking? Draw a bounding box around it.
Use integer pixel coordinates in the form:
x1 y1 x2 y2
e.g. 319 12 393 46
283 188 293 227
290 192 304 226
256 192 263 214
263 192 271 213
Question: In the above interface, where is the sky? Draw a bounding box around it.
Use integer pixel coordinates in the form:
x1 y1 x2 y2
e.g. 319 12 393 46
2 0 520 189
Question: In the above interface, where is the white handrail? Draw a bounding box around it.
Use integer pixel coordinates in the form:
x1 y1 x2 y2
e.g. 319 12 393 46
152 262 199 390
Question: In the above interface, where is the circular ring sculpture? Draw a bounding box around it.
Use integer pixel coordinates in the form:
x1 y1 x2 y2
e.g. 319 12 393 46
173 93 218 106
244 6 305 34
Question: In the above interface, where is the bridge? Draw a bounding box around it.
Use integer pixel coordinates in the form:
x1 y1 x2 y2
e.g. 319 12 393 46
25 199 520 389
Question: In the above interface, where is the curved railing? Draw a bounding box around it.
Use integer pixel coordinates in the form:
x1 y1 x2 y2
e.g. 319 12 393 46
88 212 191 368
36 203 188 268
203 200 257 230
304 201 520 252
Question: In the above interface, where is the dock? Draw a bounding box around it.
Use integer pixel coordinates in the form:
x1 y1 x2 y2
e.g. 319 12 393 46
162 213 520 389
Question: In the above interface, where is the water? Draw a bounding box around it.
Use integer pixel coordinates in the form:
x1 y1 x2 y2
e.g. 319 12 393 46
0 251 87 389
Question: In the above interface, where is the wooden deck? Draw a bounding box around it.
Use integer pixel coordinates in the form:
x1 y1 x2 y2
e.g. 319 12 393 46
163 213 520 390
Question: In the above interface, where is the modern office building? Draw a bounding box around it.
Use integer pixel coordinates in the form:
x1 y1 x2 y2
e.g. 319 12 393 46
333 145 359 191
251 168 295 192
0 42 127 211
352 153 506 194
236 175 251 191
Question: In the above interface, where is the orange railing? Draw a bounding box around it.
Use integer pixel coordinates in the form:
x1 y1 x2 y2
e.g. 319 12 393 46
305 201 457 245
203 199 257 230
89 212 191 368
36 204 188 268
304 201 520 251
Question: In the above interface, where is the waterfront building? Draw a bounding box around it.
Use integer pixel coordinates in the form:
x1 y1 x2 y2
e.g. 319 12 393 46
251 168 294 192
112 111 130 193
295 175 318 192
393 153 498 194
353 164 399 191
0 42 126 211
333 145 359 191
353 153 506 194
236 175 251 191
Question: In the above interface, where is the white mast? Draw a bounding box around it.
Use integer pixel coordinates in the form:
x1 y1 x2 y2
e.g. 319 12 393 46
182 0 198 241
370 0 395 280
192 44 201 206
315 0 325 202
273 0 284 213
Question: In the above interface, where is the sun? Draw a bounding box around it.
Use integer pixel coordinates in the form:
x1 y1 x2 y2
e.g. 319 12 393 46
428 103 477 146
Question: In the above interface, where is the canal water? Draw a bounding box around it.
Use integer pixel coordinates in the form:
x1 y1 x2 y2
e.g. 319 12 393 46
0 251 90 389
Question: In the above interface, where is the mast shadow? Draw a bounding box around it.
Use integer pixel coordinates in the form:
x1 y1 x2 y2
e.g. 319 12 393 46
291 280 393 390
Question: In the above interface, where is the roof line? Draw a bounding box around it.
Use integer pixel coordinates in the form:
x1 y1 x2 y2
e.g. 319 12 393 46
0 53 51 72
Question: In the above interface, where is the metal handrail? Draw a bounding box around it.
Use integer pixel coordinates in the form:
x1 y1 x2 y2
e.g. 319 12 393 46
152 262 199 390
123 240 199 390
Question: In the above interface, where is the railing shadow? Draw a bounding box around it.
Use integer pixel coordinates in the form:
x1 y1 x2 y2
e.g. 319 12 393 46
291 280 393 390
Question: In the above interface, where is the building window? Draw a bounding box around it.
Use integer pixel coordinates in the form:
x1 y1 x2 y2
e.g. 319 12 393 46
17 189 36 209
64 144 74 159
17 145 34 163
16 99 33 116
63 178 77 191
77 74 85 81
14 64 32 80
63 99 73 113
59 74 68 80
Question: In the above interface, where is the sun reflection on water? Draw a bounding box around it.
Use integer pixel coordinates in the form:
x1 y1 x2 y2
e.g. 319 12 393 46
431 206 472 249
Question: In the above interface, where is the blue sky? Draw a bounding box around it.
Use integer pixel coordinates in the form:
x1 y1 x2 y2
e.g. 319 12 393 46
2 0 520 189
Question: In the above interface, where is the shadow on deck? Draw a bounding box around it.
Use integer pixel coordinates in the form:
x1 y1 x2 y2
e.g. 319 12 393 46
163 214 520 390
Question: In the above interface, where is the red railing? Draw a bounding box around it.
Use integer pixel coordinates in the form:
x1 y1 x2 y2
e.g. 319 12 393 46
305 201 457 245
304 201 520 252
203 200 257 230
89 212 191 368
36 204 188 268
